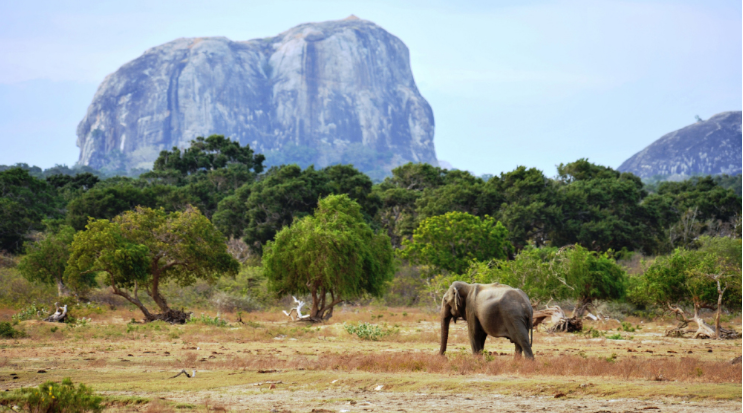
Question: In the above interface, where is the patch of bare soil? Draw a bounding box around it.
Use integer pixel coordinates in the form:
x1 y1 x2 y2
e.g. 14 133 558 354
114 389 741 413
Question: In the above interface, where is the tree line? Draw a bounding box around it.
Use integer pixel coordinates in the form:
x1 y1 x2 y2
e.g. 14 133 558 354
1 135 740 328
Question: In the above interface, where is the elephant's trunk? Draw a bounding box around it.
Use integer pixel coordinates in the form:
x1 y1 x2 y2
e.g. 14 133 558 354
439 305 452 355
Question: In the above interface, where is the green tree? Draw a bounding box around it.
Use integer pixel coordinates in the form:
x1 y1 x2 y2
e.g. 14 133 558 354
483 166 557 249
66 206 239 322
241 165 332 251
17 225 94 297
0 168 61 252
263 194 394 321
551 159 669 253
65 183 164 230
152 134 265 176
399 212 512 275
373 162 447 247
639 237 741 338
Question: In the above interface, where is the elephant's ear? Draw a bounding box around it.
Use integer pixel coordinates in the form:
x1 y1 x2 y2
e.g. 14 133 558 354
452 287 462 314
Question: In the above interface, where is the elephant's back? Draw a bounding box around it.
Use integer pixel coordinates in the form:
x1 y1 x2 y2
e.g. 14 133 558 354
478 287 533 320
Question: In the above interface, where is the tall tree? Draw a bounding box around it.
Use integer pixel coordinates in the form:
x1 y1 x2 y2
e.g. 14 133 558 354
263 195 394 321
551 159 669 253
399 211 512 275
152 134 265 176
0 168 61 252
66 206 239 323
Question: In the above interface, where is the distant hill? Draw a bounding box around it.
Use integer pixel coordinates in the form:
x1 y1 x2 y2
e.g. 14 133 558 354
76 16 437 179
618 111 741 179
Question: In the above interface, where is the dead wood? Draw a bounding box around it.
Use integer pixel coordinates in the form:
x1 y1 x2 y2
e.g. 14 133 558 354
44 303 68 323
665 304 741 339
533 305 583 333
169 369 194 379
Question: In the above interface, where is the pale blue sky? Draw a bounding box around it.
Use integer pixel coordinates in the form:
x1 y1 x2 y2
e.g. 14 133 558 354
0 0 740 176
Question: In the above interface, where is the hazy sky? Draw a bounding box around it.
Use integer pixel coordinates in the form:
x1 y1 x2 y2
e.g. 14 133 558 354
1 0 740 176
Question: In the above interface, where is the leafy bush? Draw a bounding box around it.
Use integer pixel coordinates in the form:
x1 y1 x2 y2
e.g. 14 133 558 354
620 322 636 332
14 377 103 412
12 304 48 322
0 322 25 338
344 322 384 341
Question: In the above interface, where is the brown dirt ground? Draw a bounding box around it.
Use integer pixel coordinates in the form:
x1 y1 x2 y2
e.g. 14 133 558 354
1 308 740 412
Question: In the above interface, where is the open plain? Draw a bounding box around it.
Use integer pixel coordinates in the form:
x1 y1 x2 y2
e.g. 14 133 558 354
1 307 740 412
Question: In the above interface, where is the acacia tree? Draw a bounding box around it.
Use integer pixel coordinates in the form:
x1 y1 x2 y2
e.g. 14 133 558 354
263 194 394 321
399 211 512 275
66 206 239 323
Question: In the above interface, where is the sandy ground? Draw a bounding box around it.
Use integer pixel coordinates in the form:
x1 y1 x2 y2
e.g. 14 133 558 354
107 388 742 413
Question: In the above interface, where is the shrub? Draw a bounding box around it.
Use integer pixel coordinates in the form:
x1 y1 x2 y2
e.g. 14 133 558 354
12 304 48 322
342 322 399 341
15 377 103 412
0 322 25 338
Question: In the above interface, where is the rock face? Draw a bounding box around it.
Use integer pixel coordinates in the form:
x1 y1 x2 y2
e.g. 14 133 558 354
76 16 436 175
618 111 742 178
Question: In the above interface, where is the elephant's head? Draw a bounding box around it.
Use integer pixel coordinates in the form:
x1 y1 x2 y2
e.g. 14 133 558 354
439 282 469 355
442 284 465 321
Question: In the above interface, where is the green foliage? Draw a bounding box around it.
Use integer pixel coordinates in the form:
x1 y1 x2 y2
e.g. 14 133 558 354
620 322 636 332
14 377 103 412
344 322 384 340
66 206 239 320
429 245 626 305
0 168 61 252
552 159 670 253
17 225 93 297
657 176 741 222
12 304 49 322
263 194 394 319
713 174 742 197
483 166 557 250
216 164 379 252
152 134 265 176
638 237 742 311
64 183 163 231
400 212 512 275
0 321 25 338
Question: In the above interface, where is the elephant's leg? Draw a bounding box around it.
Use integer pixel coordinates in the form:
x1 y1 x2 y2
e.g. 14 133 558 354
514 342 523 358
513 328 534 360
468 318 487 354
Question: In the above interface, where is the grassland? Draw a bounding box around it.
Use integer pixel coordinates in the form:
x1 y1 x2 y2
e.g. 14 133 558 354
0 307 740 412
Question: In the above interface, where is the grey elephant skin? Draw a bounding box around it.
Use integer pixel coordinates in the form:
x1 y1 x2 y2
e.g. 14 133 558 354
439 281 534 359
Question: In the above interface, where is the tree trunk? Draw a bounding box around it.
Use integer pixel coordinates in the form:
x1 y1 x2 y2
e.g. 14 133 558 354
111 281 155 322
55 277 70 298
714 279 726 340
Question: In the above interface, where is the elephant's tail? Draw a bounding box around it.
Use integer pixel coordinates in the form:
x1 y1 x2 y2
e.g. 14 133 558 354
529 317 533 346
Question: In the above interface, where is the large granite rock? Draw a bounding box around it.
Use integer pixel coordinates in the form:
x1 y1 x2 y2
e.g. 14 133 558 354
76 16 436 176
618 111 742 178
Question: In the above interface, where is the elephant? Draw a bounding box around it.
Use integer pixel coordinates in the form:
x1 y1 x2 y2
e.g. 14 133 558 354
439 281 534 359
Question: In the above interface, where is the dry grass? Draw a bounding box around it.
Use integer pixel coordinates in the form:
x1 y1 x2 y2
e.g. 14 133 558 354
192 351 739 384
